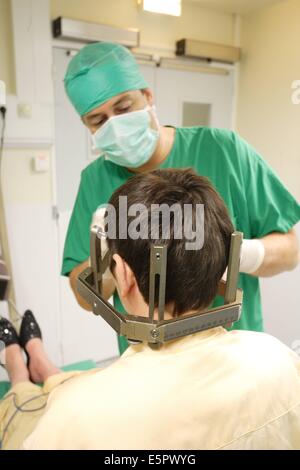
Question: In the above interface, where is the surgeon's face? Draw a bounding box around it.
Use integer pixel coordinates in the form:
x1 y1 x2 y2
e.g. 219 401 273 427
82 89 154 134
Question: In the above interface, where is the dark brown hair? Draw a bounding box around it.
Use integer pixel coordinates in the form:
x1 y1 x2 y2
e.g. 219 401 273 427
107 168 234 316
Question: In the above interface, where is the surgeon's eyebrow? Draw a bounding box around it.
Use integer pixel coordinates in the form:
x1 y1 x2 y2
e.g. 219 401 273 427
85 94 134 124
113 94 133 108
85 112 108 126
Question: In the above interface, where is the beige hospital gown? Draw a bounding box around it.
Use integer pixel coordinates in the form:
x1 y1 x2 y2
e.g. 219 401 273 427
15 327 300 450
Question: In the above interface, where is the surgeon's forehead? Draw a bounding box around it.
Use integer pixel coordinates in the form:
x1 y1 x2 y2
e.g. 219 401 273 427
84 90 141 120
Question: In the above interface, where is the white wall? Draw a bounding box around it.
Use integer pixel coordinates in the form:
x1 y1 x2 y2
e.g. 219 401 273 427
50 0 236 53
236 0 300 347
0 0 61 381
236 0 300 201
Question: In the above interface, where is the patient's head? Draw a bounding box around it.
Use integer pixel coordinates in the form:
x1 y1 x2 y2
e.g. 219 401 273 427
106 168 234 318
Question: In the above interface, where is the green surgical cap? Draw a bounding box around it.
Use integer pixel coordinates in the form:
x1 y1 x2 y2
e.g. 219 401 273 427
64 42 149 116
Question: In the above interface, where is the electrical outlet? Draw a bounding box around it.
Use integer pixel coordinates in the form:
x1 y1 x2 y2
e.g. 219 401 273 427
32 154 49 173
0 80 6 108
18 102 32 119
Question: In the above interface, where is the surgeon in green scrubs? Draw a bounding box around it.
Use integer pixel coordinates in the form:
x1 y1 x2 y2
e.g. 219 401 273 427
62 42 300 355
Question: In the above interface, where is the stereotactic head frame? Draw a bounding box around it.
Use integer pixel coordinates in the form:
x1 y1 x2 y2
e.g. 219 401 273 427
77 226 243 346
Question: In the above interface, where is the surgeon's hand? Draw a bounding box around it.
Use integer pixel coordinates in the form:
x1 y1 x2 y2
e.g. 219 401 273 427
69 207 116 311
70 259 115 311
222 238 265 280
239 239 265 274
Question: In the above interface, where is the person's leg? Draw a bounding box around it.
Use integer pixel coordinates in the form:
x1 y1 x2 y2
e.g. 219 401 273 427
5 344 29 386
1 338 80 449
0 344 46 450
25 338 60 384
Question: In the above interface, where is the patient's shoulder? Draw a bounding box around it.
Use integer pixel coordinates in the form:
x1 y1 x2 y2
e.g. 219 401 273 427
227 329 300 383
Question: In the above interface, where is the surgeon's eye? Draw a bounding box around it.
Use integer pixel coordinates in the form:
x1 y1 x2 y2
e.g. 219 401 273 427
116 106 131 115
93 118 107 127
115 99 133 114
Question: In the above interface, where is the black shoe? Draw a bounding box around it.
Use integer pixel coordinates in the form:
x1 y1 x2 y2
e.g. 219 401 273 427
0 317 19 367
19 310 42 352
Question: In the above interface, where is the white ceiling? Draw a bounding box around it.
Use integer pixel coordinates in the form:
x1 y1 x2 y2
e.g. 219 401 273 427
184 0 284 15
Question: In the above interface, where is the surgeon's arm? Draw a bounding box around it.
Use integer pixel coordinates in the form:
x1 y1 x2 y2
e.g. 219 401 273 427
69 260 116 311
251 229 299 277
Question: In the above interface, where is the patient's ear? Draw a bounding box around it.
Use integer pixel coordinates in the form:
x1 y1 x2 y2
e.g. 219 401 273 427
112 254 136 298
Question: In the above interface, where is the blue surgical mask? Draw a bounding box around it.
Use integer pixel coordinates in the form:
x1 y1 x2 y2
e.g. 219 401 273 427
92 105 160 168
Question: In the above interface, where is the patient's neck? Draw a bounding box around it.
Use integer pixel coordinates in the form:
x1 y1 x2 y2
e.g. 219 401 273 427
123 284 203 320
148 305 202 321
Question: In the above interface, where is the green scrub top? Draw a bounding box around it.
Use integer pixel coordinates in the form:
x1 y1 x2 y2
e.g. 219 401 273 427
61 127 300 355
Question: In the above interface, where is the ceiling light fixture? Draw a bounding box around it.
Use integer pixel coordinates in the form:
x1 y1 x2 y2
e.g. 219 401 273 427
138 0 182 17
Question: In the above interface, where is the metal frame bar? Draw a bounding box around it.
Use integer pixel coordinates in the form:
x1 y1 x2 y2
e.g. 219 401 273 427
77 231 243 345
148 245 167 322
225 231 243 303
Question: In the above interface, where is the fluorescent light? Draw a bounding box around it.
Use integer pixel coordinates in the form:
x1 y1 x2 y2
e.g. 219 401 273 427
141 0 182 17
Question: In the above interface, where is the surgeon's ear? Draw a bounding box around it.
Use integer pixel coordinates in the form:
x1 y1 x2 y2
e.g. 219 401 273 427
112 254 136 298
141 88 154 106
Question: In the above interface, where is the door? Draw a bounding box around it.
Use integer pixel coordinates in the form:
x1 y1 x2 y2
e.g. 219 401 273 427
53 47 156 364
155 65 234 128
